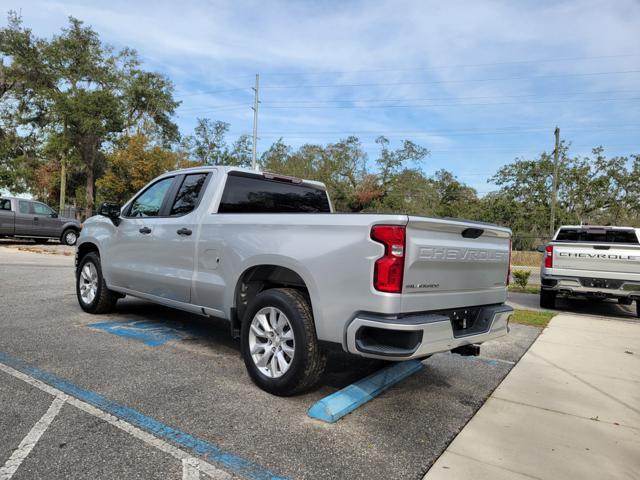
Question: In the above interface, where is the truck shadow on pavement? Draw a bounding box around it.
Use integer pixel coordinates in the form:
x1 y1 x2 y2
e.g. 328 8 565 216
105 296 390 391
553 296 637 320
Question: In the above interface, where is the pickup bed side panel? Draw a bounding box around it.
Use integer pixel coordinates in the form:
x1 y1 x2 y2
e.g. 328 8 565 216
194 214 408 343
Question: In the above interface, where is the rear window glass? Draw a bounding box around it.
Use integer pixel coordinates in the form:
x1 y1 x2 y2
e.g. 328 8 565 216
170 173 208 216
556 228 639 244
0 199 10 211
218 173 331 213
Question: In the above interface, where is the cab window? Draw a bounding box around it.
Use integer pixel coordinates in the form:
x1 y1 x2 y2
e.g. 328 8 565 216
0 199 11 211
127 177 174 217
33 203 54 215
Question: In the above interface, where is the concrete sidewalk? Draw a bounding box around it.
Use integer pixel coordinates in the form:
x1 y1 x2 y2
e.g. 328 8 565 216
424 313 640 480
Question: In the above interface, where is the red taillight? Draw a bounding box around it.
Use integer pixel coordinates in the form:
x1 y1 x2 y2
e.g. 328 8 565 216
544 245 554 268
371 225 406 293
506 238 512 285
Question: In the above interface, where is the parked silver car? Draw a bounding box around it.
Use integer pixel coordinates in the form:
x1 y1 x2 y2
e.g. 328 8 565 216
0 196 81 245
76 166 513 395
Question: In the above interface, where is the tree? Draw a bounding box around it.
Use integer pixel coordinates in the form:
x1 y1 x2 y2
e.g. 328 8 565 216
181 118 252 166
0 14 179 217
96 132 189 205
484 144 640 245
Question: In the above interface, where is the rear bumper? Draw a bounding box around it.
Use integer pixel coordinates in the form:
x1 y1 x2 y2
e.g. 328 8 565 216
345 304 512 361
541 274 640 298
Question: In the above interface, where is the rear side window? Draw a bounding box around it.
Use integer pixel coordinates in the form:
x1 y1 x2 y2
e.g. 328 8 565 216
19 200 30 214
0 199 10 211
218 173 331 213
556 228 639 244
128 177 174 217
170 173 208 216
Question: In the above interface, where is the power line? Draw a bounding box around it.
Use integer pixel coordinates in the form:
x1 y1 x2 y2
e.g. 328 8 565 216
258 89 640 105
258 96 640 110
173 68 640 100
177 94 640 115
256 123 640 136
256 54 640 77
259 70 640 90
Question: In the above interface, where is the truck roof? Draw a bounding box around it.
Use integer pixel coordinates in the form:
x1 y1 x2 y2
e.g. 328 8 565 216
557 225 639 231
164 165 328 190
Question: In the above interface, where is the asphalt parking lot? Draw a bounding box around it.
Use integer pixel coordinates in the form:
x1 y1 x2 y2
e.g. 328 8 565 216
1 246 631 480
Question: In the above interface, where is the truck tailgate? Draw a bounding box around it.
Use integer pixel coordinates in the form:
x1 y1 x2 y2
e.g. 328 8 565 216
401 216 511 313
551 243 640 276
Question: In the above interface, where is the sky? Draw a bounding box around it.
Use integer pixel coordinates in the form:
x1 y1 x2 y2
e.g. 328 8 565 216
3 0 640 194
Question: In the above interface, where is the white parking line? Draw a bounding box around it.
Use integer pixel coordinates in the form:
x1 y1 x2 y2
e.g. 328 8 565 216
183 458 201 479
0 397 65 480
0 362 230 480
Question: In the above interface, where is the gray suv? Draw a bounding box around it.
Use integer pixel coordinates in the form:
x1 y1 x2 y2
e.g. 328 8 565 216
0 196 82 245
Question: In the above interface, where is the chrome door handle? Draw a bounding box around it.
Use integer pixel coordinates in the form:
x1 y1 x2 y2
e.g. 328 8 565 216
139 227 152 234
176 227 192 236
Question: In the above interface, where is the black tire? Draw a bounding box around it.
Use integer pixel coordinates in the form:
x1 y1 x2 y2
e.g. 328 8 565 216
618 297 633 306
540 289 556 309
636 300 639 318
76 252 118 314
241 288 326 396
61 228 79 246
32 238 49 244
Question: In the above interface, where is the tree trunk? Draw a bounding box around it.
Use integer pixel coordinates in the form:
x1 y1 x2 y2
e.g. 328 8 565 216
85 163 94 220
82 138 97 220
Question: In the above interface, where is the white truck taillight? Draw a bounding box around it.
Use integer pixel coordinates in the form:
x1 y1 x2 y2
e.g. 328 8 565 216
371 225 406 293
544 245 554 268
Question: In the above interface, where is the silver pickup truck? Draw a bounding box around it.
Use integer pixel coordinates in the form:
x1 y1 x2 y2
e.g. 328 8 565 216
0 196 81 245
76 166 513 395
539 225 640 316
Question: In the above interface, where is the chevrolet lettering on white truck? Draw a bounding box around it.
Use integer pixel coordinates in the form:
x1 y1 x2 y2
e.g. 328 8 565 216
75 166 513 395
539 226 640 316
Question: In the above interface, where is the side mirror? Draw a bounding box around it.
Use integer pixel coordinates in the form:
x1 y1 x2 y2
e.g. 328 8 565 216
98 202 122 226
536 245 546 253
49 212 58 218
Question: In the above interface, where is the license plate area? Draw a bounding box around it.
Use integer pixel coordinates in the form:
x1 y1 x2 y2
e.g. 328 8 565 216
448 307 491 337
579 277 622 289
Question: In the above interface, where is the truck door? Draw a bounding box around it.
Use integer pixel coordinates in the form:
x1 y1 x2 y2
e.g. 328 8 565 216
32 202 60 237
15 200 35 236
0 199 15 235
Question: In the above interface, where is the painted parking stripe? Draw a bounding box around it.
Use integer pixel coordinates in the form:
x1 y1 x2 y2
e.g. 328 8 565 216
0 397 65 480
90 320 209 346
308 360 424 423
0 352 286 480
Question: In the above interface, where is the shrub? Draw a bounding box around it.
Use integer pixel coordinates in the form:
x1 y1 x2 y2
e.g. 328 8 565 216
512 270 531 289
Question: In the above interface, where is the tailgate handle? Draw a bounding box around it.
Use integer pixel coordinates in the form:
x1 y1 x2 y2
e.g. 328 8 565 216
593 245 610 250
461 228 484 239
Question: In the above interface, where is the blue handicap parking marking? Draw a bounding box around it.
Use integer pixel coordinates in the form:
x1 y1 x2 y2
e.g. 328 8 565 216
89 319 209 346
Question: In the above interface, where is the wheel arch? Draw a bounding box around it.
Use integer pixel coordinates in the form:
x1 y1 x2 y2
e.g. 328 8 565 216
76 241 100 271
230 261 319 338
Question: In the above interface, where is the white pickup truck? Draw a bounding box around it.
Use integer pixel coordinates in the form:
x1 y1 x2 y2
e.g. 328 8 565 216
539 225 640 316
76 166 513 395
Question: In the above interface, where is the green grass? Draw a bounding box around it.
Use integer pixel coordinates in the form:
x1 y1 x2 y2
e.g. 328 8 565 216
511 251 543 267
511 309 555 328
508 285 541 294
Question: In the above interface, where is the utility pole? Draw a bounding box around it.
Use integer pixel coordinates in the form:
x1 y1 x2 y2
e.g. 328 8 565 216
550 126 560 238
251 74 260 170
59 158 66 213
59 122 68 214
